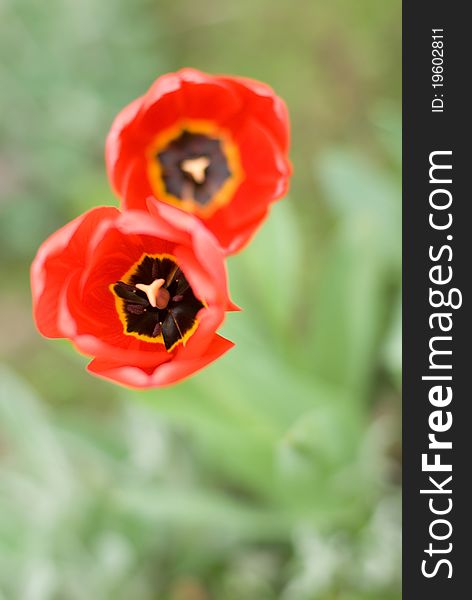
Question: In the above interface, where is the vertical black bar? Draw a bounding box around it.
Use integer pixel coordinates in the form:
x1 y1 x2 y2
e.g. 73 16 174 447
404 2 470 598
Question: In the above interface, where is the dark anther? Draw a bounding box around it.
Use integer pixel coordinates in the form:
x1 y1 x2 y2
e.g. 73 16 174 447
113 281 149 305
126 304 147 315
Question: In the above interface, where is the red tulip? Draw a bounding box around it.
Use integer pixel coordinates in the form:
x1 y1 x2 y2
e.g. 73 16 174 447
106 68 291 254
31 202 238 388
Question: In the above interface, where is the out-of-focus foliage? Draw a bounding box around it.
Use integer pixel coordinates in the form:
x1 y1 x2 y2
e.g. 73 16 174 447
0 0 401 598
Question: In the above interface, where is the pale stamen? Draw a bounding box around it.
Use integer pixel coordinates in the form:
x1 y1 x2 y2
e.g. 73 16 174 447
135 278 170 309
180 156 210 184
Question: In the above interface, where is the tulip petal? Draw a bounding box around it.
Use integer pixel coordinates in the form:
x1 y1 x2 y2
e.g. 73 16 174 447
87 333 233 388
31 207 119 338
220 75 290 153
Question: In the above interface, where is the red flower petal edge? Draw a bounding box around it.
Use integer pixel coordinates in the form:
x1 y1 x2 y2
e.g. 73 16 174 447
31 203 238 388
106 68 292 255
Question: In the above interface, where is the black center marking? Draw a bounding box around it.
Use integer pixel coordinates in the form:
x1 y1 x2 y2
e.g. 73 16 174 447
113 255 204 350
157 130 231 206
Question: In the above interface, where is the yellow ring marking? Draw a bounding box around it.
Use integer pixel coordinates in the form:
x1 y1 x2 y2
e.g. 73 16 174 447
146 119 244 218
109 252 201 351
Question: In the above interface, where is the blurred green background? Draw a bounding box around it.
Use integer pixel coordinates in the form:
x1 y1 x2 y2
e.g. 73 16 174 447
0 1 401 598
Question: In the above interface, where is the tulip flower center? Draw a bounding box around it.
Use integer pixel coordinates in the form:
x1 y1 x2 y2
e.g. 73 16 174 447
157 130 230 207
146 122 243 217
111 254 204 351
